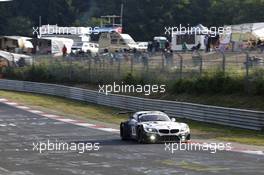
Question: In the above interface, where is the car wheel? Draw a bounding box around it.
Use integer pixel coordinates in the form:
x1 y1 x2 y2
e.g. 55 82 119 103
137 127 146 144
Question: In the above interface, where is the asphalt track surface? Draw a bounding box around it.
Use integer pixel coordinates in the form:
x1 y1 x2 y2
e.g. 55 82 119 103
0 102 264 175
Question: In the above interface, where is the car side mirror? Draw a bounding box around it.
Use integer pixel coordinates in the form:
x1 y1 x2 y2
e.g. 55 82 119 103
171 118 176 122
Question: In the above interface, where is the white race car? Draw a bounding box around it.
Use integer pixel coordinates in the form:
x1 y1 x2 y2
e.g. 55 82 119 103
120 111 190 143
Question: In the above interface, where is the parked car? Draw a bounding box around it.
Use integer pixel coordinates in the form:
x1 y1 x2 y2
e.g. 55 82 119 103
137 42 148 51
71 42 99 56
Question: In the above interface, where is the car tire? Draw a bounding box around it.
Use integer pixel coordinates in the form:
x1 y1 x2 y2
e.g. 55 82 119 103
120 122 130 140
137 127 147 144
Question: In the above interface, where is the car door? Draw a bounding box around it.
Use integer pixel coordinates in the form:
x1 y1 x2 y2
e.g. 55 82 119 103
128 114 138 138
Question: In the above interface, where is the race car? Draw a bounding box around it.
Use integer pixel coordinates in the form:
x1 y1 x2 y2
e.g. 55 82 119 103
120 111 190 143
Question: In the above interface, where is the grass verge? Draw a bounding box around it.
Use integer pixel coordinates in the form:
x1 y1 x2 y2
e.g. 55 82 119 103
0 90 264 146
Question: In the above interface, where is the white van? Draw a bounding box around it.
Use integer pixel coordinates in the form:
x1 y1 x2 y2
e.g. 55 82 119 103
137 42 148 51
98 32 138 52
72 42 99 56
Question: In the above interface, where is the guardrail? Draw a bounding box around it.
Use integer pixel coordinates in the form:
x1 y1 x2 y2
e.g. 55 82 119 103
0 79 263 131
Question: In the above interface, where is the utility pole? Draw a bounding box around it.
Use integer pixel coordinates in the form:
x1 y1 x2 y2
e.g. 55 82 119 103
120 3 124 28
39 16 42 28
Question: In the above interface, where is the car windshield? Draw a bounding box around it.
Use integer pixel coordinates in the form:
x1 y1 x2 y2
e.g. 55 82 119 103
139 115 170 122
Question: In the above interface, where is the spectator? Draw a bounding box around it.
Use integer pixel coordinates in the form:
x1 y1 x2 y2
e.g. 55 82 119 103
62 45 67 57
155 41 160 52
165 41 170 50
147 42 153 53
204 35 209 52
182 42 188 52
191 42 201 51
165 49 174 67
142 51 149 70
257 39 264 53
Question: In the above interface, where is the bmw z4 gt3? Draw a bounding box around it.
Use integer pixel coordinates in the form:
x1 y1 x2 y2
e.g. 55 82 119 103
120 111 190 143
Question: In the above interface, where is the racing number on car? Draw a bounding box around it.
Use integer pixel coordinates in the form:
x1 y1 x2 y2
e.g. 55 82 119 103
131 126 136 136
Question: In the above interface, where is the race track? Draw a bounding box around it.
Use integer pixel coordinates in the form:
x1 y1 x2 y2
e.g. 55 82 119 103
0 102 263 175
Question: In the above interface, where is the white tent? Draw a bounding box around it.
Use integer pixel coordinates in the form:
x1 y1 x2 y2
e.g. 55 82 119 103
228 23 264 41
171 24 210 51
42 37 74 55
220 22 264 51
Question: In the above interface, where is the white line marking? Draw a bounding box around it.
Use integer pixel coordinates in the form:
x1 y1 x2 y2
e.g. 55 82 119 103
27 110 43 114
97 128 119 132
5 102 18 106
75 123 96 127
16 106 30 110
232 150 264 155
42 114 61 118
57 118 76 122
0 98 8 102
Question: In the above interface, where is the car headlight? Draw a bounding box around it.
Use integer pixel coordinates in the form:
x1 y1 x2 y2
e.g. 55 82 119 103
180 124 190 133
144 127 158 133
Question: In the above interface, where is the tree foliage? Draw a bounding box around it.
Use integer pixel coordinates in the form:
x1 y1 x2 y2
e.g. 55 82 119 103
0 0 263 40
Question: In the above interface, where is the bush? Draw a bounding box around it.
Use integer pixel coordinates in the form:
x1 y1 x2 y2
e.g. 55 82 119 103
3 62 264 97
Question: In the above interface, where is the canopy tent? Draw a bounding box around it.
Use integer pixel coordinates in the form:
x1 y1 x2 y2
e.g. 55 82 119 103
171 24 211 51
172 24 211 35
228 23 264 41
31 37 74 55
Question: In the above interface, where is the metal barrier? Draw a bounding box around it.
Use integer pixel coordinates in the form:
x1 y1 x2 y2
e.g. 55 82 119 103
0 79 263 131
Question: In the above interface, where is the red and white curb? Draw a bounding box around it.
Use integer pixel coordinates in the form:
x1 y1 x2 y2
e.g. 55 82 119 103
0 98 119 133
187 141 264 156
0 98 263 156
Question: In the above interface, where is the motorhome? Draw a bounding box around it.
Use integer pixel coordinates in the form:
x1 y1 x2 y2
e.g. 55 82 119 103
98 32 138 53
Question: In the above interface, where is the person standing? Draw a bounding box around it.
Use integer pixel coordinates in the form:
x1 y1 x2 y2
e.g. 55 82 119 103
62 45 67 57
204 35 209 52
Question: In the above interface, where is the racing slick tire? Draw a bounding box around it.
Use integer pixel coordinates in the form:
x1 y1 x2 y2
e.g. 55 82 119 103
120 122 130 140
137 126 148 144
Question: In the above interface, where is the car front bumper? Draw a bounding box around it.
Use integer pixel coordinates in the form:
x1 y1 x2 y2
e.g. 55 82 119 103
143 133 191 143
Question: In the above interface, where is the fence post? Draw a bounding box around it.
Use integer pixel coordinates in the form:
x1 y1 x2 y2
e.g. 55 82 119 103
198 52 203 75
69 57 73 81
117 59 121 77
88 58 91 82
179 54 183 79
245 52 250 94
161 52 165 71
222 51 226 73
130 56 134 74
245 52 249 78
175 52 183 79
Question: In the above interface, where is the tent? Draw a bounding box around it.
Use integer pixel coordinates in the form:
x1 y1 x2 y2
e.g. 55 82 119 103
31 37 74 56
220 22 264 51
229 23 264 41
171 24 211 51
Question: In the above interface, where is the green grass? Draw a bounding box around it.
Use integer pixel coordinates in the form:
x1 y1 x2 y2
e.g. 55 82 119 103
0 90 127 124
177 119 264 146
158 93 264 111
0 90 264 146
